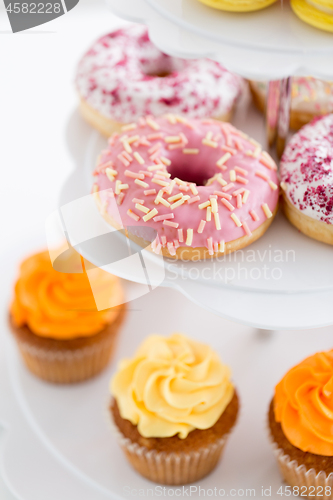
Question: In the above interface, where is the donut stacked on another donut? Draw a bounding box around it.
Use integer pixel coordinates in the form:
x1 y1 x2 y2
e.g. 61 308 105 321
93 115 279 260
76 25 243 137
250 78 333 130
280 114 333 245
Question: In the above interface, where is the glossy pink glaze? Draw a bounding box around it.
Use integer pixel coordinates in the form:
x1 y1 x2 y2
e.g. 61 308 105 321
94 116 279 253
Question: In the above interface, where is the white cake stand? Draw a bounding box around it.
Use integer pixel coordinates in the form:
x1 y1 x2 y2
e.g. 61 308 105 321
106 0 333 154
56 103 333 331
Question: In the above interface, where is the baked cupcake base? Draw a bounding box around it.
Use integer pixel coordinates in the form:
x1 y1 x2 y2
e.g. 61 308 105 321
10 305 126 384
268 400 333 499
111 392 239 485
80 98 233 138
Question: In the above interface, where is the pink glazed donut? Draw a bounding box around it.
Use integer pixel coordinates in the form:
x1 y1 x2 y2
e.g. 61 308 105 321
76 25 243 137
93 115 279 260
280 114 333 245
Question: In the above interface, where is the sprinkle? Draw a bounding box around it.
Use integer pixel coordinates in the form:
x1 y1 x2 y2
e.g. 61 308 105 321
280 182 287 191
152 178 171 188
199 201 211 210
173 239 180 249
108 133 119 146
105 168 117 181
155 196 170 208
187 195 200 205
179 133 189 145
174 177 187 186
148 142 162 155
127 135 140 144
165 135 181 143
135 203 150 214
168 193 183 203
146 117 160 130
115 180 121 194
143 208 158 222
139 170 153 178
161 235 167 247
234 166 248 176
231 213 242 227
221 145 237 155
125 170 144 180
176 116 194 129
154 173 170 180
207 237 214 255
150 151 161 162
269 181 278 191
167 242 176 256
132 152 144 165
221 198 235 212
229 170 236 182
236 175 249 185
164 220 179 228
242 190 250 203
168 142 185 150
217 153 231 168
127 209 140 221
250 210 259 221
197 220 206 233
144 189 156 196
117 193 125 205
256 171 269 181
214 191 232 201
179 185 190 192
204 206 211 222
183 148 199 154
217 176 228 187
232 188 245 197
154 213 174 222
262 203 273 219
237 194 242 208
211 198 218 213
214 212 221 230
242 221 252 237
117 154 130 167
95 160 113 174
147 133 163 141
121 140 132 154
253 146 262 158
206 131 213 140
186 229 193 246
213 242 219 253
165 113 177 124
202 139 218 148
132 198 144 204
122 123 137 132
222 183 235 192
148 164 164 172
178 229 184 242
171 198 186 210
160 156 171 166
234 138 243 151
259 153 277 170
122 151 133 163
219 240 225 253
135 179 149 188
190 184 198 195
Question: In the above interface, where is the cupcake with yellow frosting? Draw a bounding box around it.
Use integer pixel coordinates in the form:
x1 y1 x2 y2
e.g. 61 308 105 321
110 333 239 485
10 248 125 384
269 350 333 496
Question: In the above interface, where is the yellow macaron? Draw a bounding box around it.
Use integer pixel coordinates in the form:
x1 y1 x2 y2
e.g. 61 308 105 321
291 0 333 32
196 0 277 12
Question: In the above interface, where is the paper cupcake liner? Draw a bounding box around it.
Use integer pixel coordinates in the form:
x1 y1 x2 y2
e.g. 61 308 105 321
270 436 333 499
111 418 229 485
15 335 117 384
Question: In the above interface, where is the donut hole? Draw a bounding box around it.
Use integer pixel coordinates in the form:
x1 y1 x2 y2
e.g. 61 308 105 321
140 55 185 79
168 161 216 186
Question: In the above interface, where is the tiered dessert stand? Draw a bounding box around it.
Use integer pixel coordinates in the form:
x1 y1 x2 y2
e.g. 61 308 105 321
57 0 333 330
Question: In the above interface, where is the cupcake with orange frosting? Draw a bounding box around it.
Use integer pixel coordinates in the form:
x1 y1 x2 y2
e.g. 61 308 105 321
10 248 125 384
269 350 333 496
110 333 239 485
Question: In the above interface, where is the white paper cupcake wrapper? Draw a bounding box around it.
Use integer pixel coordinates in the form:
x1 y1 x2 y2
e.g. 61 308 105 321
270 433 333 499
110 416 229 485
16 336 116 384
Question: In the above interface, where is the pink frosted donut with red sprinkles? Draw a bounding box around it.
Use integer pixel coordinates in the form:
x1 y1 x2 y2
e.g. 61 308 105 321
280 114 333 245
93 115 279 260
76 25 243 137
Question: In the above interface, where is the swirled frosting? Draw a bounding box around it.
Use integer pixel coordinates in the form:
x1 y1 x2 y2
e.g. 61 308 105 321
274 350 333 456
10 249 123 339
111 333 234 439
